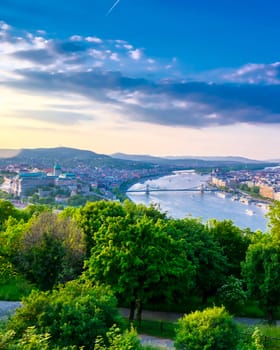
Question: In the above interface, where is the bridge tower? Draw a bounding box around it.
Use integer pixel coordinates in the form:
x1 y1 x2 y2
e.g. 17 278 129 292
199 184 204 194
145 184 150 195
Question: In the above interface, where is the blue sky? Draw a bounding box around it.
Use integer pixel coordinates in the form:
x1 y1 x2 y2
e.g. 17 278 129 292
0 0 280 159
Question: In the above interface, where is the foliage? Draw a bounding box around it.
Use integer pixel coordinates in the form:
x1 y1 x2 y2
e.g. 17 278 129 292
0 327 51 350
129 319 175 340
174 306 239 350
237 183 260 197
267 200 280 239
0 200 19 231
237 327 266 350
217 276 247 314
95 325 141 350
10 211 85 290
0 257 33 300
6 279 124 349
78 200 126 256
207 219 251 277
0 190 13 200
167 218 227 304
86 213 195 320
242 237 280 322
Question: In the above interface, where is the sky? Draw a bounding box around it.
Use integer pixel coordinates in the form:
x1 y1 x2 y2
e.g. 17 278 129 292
1 0 280 160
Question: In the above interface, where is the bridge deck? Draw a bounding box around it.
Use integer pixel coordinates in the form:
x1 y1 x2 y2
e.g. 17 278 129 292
127 188 217 193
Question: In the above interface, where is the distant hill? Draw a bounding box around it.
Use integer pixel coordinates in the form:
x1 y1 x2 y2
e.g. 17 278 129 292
0 147 152 169
0 147 276 170
165 156 262 163
111 153 266 165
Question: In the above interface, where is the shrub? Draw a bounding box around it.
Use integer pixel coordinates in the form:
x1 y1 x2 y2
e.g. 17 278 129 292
174 306 239 350
95 325 141 350
7 279 124 349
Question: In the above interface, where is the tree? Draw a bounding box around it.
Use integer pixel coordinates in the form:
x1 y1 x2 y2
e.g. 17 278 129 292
0 200 19 231
86 215 195 321
7 280 124 350
167 218 228 304
11 211 85 290
123 200 167 221
267 200 280 239
174 306 239 350
217 275 247 314
207 219 251 277
242 238 280 323
78 200 126 257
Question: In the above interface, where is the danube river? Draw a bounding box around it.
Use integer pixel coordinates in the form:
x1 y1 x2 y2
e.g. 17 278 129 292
127 171 269 232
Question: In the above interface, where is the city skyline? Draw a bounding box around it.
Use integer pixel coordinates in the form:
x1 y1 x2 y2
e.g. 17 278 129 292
1 0 280 160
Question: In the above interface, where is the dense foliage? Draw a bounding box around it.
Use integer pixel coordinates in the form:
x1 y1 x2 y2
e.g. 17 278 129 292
174 306 239 350
1 198 280 348
5 280 124 349
1 210 85 290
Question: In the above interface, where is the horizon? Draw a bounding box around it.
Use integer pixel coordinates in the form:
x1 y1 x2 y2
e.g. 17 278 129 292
1 1 280 159
0 145 277 162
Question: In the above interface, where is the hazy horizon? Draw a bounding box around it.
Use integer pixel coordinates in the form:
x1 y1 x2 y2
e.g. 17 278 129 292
1 1 280 159
0 146 277 162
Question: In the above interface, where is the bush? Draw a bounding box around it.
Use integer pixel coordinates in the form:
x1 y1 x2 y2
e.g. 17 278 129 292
6 279 124 349
174 306 239 350
95 325 141 350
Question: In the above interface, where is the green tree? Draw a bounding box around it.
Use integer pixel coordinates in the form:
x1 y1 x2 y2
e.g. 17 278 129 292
0 200 19 231
207 219 251 277
242 238 280 323
123 200 167 221
86 215 195 321
167 218 227 304
217 276 247 314
267 201 280 239
78 200 126 256
174 306 239 350
11 211 85 290
7 280 124 350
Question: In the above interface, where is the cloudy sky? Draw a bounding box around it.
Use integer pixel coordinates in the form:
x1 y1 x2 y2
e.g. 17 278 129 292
1 0 280 159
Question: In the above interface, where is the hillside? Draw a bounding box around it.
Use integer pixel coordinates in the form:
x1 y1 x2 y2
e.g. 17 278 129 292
0 147 153 170
0 147 276 171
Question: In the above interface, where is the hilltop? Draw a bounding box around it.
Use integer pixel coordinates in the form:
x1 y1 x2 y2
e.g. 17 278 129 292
0 147 276 170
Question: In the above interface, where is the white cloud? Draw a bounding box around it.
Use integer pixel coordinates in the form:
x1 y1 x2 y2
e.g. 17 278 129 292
85 36 102 43
0 21 11 31
129 49 142 60
110 52 119 61
70 35 83 41
123 44 133 50
88 49 107 60
223 62 280 85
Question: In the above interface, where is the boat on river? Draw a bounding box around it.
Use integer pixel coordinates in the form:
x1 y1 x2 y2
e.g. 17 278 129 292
216 192 227 199
240 197 251 205
246 209 255 216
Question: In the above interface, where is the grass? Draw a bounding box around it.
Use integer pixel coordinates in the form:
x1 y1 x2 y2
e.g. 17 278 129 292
124 319 176 340
237 300 265 318
141 345 171 350
0 272 34 301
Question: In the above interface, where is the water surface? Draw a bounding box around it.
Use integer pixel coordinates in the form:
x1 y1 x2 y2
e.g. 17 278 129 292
127 171 268 232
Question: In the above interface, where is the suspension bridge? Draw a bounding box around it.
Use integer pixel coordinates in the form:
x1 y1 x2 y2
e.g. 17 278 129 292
126 184 218 195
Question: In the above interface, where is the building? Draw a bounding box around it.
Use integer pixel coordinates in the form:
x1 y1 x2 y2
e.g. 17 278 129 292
12 172 56 197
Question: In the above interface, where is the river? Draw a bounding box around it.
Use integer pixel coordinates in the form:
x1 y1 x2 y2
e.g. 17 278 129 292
127 171 269 232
